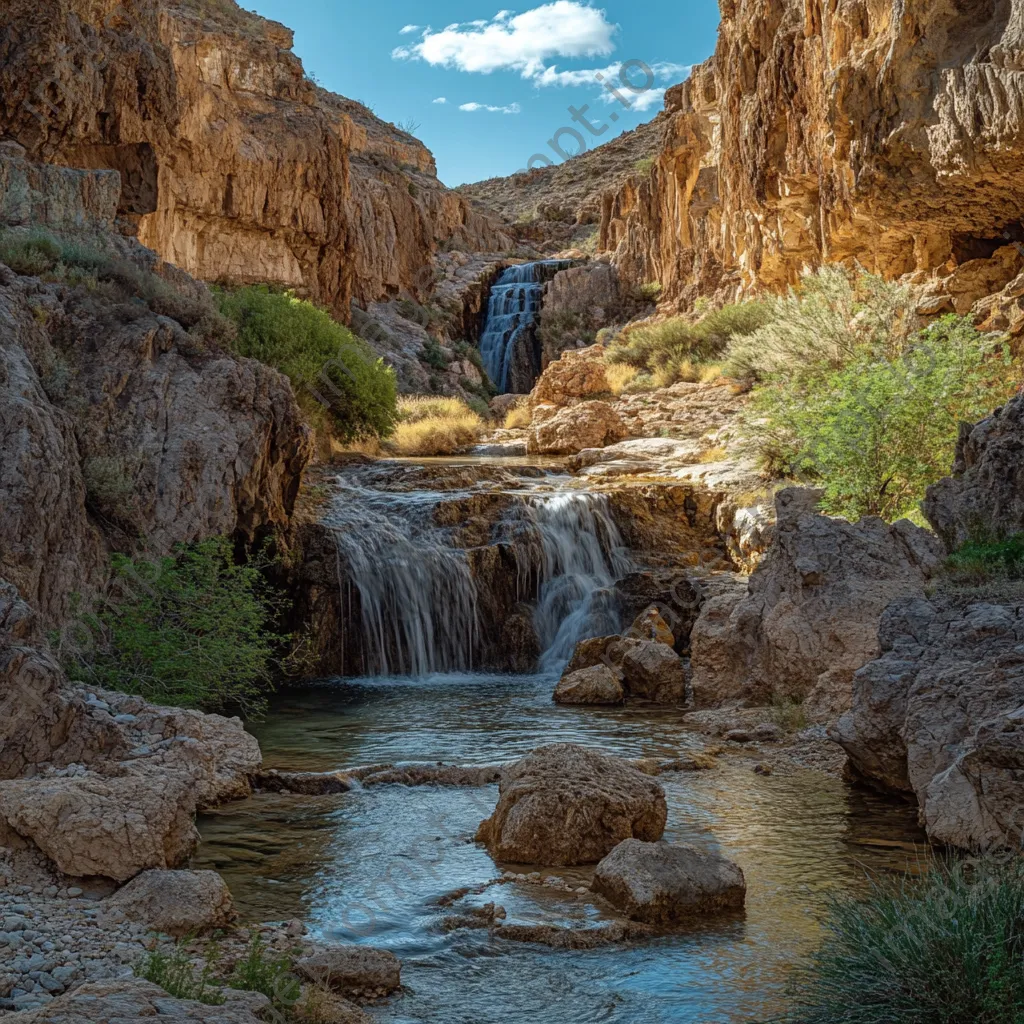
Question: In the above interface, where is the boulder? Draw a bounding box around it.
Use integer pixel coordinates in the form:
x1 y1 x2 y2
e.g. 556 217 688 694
619 640 686 704
475 743 667 865
923 395 1024 551
689 488 943 723
591 839 746 923
833 596 1024 851
553 664 625 705
294 946 401 999
624 608 675 647
0 766 199 882
614 570 703 653
104 869 235 937
0 980 263 1022
530 347 609 407
526 401 627 455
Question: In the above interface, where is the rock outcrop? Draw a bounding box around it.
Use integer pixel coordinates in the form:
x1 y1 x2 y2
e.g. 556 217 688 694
600 1 1024 319
527 400 628 455
0 0 508 318
591 839 746 924
475 744 667 865
690 488 943 722
553 664 625 705
295 946 401 1000
103 868 235 937
924 395 1024 551
835 596 1024 851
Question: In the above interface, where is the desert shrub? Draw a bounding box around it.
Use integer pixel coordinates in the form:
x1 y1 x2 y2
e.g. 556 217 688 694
634 281 662 302
943 534 1024 586
230 933 301 1009
419 337 450 371
538 309 596 354
502 399 533 429
748 315 1015 521
82 454 138 525
725 267 918 382
605 362 639 395
608 301 770 385
386 395 484 456
62 538 284 715
0 229 63 275
217 285 397 442
775 858 1024 1024
634 157 655 175
137 946 224 1006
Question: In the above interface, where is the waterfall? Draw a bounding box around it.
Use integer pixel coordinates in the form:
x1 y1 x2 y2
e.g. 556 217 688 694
479 260 574 394
325 482 480 678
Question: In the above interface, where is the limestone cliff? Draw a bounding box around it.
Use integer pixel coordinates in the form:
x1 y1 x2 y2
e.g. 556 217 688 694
0 0 510 318
599 1 1024 318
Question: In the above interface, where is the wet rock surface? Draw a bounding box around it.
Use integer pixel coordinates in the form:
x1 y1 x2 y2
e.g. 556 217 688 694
553 664 625 705
295 946 401 999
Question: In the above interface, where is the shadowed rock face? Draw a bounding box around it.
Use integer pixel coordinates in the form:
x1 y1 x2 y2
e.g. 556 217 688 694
0 0 509 316
475 743 667 866
602 1 1024 313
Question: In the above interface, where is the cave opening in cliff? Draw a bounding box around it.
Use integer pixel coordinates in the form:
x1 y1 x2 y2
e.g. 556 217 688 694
59 141 159 219
951 221 1024 264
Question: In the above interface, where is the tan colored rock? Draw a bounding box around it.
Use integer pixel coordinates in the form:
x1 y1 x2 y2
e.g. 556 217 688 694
530 347 610 407
295 946 401 999
690 488 943 723
624 608 675 647
1 980 264 1022
834 596 1024 851
475 743 667 865
619 640 686 704
526 400 627 455
591 839 746 924
104 869 235 937
553 664 625 705
0 766 200 882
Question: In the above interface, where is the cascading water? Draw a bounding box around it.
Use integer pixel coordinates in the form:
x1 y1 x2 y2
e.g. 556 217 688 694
479 260 574 394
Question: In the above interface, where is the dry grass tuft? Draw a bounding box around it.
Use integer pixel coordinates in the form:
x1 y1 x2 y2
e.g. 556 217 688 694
385 395 484 456
604 362 639 395
502 401 533 430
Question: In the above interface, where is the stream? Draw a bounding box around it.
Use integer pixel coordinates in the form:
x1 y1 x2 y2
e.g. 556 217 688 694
195 458 928 1024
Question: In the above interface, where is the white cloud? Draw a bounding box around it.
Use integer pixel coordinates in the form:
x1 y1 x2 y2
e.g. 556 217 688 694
399 24 420 35
459 101 522 114
536 60 689 89
628 87 668 111
393 2 617 77
432 97 448 104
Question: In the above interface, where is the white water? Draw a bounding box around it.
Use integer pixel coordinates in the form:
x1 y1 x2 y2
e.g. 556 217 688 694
326 468 632 678
479 261 573 393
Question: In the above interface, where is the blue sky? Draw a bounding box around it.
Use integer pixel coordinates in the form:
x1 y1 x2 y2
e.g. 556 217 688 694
241 1 721 186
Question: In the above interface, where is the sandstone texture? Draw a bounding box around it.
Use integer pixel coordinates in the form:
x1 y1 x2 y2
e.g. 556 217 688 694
561 633 686 705
690 488 943 722
295 946 401 1000
835 596 1024 851
530 347 612 407
553 664 625 705
476 744 667 865
103 869 235 937
527 401 628 455
924 395 1024 551
591 839 746 924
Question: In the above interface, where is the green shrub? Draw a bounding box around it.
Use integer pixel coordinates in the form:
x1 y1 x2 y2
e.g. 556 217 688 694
229 934 301 1009
217 285 397 442
0 229 63 275
725 267 917 382
137 945 224 1005
776 858 1024 1024
634 281 663 302
634 157 655 175
748 315 1016 521
944 534 1024 585
420 337 450 371
82 454 138 525
63 538 284 715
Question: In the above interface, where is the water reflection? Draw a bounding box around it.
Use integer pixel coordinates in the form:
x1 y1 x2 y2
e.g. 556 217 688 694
196 674 927 1024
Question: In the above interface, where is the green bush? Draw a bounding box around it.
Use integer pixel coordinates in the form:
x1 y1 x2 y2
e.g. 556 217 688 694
0 229 63 276
776 858 1024 1024
229 934 301 1009
137 945 224 1006
64 539 284 715
634 157 655 175
748 315 1015 521
420 337 450 371
944 534 1024 585
724 266 917 382
217 285 397 442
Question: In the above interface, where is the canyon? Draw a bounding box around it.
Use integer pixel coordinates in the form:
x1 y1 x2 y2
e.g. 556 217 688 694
0 0 1023 1021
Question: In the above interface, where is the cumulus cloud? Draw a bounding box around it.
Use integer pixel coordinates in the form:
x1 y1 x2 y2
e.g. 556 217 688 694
432 97 448 104
393 2 617 77
535 60 689 89
459 101 522 114
399 24 420 35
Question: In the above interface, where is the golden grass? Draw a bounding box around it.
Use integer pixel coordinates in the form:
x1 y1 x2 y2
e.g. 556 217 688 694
698 446 728 464
698 363 724 383
502 402 532 429
604 362 639 395
384 395 484 456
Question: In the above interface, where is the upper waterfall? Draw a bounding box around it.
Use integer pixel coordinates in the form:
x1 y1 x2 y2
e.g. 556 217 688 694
479 260 574 394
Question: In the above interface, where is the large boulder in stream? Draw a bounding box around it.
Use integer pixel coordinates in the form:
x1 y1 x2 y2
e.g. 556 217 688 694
553 664 625 704
561 634 685 704
475 743 667 865
103 869 236 937
591 839 746 924
295 946 401 999
527 401 628 455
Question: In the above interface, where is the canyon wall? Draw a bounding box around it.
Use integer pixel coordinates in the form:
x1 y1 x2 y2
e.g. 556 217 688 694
0 0 509 318
602 0 1024 316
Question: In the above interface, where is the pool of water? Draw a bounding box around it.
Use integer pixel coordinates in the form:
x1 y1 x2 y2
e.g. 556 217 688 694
195 673 927 1024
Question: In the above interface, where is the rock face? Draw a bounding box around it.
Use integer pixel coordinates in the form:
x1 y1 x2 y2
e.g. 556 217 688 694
1 980 264 1023
834 596 1024 851
104 869 235 937
0 0 508 317
601 2 1024 319
591 839 746 924
553 664 625 705
295 946 401 999
527 400 628 455
530 347 611 407
690 488 943 722
475 744 667 865
924 396 1024 551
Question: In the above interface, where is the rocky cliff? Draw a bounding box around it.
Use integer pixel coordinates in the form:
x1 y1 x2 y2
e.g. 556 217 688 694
597 1 1024 319
0 0 510 319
